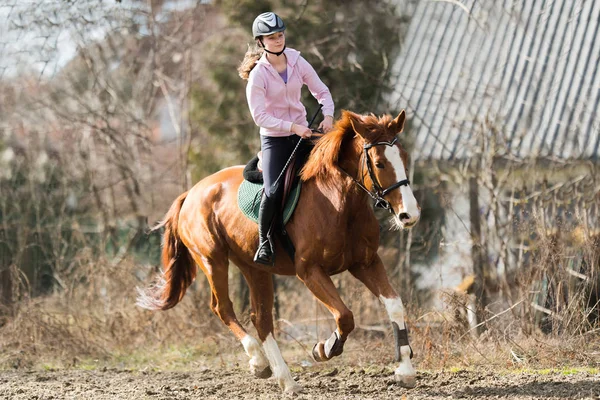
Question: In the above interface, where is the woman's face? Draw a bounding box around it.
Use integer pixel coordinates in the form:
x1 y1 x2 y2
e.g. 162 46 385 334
261 31 285 53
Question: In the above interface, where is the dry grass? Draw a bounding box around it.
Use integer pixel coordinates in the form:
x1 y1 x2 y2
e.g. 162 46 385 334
1 251 598 373
0 256 222 370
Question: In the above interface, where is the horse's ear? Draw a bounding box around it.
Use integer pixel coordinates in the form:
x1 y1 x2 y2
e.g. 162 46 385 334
388 109 406 133
343 110 366 138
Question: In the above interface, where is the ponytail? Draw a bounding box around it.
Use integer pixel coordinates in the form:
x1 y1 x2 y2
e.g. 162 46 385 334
238 43 264 80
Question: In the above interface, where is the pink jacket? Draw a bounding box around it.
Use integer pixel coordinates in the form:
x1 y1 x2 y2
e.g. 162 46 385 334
246 48 335 137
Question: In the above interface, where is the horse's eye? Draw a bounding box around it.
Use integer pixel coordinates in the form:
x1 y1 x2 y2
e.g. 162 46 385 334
375 162 385 169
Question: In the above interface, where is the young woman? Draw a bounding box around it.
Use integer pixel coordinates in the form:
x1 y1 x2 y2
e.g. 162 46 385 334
239 12 335 265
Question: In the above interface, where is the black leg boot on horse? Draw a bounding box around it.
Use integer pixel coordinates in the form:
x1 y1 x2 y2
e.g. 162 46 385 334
254 191 277 265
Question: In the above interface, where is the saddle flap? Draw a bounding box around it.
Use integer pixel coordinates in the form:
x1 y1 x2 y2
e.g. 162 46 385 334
237 180 302 225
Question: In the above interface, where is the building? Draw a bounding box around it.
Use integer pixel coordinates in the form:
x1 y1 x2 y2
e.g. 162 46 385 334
388 0 599 319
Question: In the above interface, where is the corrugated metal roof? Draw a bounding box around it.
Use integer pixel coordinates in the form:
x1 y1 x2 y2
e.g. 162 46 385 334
388 0 600 161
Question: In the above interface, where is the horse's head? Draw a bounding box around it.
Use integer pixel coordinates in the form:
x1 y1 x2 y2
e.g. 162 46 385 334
346 110 421 229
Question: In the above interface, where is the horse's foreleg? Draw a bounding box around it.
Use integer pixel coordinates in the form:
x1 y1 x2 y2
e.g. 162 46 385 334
239 266 301 394
296 263 354 362
349 256 416 388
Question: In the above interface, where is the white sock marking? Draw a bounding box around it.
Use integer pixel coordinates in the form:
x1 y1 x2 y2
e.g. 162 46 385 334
262 333 297 391
241 334 269 371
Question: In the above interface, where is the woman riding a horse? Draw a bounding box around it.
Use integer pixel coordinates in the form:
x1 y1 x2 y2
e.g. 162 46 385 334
238 12 335 265
138 11 420 395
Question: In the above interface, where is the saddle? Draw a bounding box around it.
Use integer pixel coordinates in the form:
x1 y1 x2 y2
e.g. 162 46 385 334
237 139 314 261
237 171 302 225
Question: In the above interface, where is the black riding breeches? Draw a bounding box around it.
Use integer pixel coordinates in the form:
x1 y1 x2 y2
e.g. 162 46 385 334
260 134 301 198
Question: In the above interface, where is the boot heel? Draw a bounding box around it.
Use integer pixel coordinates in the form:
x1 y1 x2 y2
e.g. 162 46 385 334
254 240 275 265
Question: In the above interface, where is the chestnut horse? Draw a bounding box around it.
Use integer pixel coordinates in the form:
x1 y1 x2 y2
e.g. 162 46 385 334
137 110 420 394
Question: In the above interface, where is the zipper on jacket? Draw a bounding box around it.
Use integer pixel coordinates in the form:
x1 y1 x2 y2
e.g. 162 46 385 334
268 61 294 135
286 63 292 128
286 70 291 127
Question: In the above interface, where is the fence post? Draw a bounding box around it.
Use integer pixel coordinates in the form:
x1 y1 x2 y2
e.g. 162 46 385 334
470 167 488 333
0 242 13 323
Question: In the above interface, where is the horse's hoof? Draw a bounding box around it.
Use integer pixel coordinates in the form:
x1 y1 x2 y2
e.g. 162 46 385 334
253 365 272 379
324 330 344 358
312 342 327 362
394 373 417 388
249 355 271 379
284 382 303 395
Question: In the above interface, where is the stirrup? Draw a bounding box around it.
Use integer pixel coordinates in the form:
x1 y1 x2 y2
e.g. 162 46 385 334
254 240 275 266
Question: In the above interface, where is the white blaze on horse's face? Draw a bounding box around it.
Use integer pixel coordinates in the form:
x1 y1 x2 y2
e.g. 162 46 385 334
383 145 420 228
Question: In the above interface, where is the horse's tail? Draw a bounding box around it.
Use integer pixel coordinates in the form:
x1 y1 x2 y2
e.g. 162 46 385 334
136 191 197 311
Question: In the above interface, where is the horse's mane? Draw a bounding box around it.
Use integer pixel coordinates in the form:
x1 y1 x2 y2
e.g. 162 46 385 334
301 111 394 186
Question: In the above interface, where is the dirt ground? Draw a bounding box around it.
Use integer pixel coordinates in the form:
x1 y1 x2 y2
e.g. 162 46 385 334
1 366 599 400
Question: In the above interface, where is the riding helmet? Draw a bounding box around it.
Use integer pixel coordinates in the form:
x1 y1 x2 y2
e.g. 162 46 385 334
252 12 286 39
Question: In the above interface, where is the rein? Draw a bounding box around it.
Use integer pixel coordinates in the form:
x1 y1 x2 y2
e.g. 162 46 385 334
271 104 323 189
339 136 410 213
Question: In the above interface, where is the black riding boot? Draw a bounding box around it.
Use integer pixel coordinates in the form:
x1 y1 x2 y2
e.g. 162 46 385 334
254 192 277 265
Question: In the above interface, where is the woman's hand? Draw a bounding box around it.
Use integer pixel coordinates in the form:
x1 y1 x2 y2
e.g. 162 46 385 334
318 115 334 133
291 123 312 139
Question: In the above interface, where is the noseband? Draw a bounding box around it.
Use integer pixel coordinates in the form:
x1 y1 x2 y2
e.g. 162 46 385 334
340 137 411 213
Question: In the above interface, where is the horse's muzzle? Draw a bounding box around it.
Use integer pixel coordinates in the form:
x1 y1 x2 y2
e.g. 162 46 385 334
397 210 420 229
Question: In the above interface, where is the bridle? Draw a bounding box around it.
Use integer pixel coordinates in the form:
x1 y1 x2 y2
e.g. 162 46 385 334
340 136 411 213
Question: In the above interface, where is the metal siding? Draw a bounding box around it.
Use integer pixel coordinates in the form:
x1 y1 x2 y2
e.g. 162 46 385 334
431 0 481 161
444 1 492 160
580 3 600 158
534 0 581 158
544 2 588 157
458 1 514 159
556 1 598 158
503 0 544 153
389 0 600 160
520 0 570 155
508 0 557 150
424 4 471 159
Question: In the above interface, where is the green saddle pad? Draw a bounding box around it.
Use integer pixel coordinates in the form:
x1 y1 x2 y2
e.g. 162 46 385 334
237 180 302 224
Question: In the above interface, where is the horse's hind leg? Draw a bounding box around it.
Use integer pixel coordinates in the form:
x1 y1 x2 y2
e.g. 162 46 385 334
190 253 268 377
239 265 302 394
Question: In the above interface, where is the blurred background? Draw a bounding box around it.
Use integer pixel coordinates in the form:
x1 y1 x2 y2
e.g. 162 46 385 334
0 0 598 370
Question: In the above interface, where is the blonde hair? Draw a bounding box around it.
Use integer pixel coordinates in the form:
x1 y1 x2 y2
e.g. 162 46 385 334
238 42 264 80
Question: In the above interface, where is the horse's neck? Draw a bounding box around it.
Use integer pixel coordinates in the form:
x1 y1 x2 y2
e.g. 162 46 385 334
315 142 371 217
338 137 368 189
302 132 372 217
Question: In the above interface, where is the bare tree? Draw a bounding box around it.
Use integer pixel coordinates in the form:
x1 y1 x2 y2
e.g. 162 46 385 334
0 0 219 298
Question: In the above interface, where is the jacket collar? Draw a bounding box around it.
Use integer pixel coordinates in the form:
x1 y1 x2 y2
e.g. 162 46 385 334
256 47 301 68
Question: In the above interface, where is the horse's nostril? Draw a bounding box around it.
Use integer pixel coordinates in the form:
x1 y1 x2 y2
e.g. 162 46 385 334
399 212 410 221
